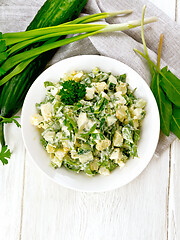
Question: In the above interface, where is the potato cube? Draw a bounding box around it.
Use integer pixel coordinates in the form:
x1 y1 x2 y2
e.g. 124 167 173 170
113 131 123 147
96 138 111 151
99 166 110 176
116 106 127 122
116 82 127 94
31 113 44 127
85 87 95 100
77 112 88 131
41 102 53 121
46 144 56 153
94 82 108 93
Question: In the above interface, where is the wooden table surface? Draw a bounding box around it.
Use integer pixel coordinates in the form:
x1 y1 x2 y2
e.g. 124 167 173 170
0 0 180 240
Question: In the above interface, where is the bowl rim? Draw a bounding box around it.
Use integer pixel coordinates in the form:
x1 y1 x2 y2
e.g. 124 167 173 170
21 54 160 192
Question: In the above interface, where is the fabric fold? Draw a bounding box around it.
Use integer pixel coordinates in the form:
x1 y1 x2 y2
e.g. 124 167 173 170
0 0 179 156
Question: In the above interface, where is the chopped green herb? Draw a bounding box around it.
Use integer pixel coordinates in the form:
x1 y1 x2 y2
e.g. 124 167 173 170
0 145 11 165
59 80 86 105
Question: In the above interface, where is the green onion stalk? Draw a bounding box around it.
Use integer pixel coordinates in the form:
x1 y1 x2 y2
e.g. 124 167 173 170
0 12 158 86
0 10 158 165
0 122 5 146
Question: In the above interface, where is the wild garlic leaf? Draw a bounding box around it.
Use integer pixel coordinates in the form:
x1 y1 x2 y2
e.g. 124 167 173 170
0 51 8 65
0 67 6 77
151 71 172 136
0 40 7 52
160 67 180 107
171 105 180 139
0 145 11 165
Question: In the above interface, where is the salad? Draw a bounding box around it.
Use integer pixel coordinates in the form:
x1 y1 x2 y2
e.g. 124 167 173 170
31 68 146 176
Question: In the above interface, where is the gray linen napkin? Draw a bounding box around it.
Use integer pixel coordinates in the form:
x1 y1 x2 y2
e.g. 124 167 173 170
0 0 179 156
49 0 179 156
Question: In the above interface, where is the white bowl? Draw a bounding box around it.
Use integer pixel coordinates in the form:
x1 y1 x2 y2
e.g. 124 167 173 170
21 55 160 192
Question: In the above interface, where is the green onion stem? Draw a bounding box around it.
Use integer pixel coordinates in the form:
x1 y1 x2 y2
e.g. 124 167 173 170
0 58 35 86
0 122 5 147
7 26 105 55
141 6 149 57
2 16 157 73
4 24 105 46
134 48 161 75
101 16 157 33
2 31 98 72
3 10 133 45
140 5 154 75
135 48 179 96
0 37 59 86
7 11 140 55
64 10 133 25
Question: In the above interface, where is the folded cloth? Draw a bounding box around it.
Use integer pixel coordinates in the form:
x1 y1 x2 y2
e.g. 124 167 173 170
49 0 179 156
1 0 179 156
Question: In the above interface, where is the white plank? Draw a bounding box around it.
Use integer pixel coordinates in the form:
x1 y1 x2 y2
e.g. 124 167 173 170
20 0 172 239
150 0 176 20
0 2 33 239
177 0 180 22
0 120 25 240
168 139 180 240
21 150 169 240
168 1 180 240
0 0 176 240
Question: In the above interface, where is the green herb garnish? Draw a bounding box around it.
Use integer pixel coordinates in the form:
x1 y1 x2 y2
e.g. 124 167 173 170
59 80 86 105
0 115 20 165
0 145 11 165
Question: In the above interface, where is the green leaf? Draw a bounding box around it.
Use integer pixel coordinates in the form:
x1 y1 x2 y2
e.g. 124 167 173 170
64 113 78 134
0 40 7 52
171 105 180 139
59 80 86 105
151 71 172 136
44 81 54 88
160 67 180 107
84 163 94 175
117 73 126 83
63 156 81 173
0 58 35 86
80 123 97 139
0 51 8 65
0 67 6 77
0 145 11 165
40 137 48 149
122 126 133 143
129 144 138 157
0 122 5 146
0 115 21 128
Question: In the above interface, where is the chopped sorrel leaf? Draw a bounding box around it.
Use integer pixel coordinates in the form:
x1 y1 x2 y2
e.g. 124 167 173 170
0 52 8 65
0 40 7 52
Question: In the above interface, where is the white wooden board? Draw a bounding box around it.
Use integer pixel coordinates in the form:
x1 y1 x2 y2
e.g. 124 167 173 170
0 0 179 239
